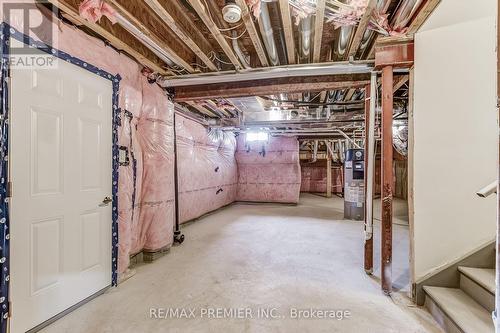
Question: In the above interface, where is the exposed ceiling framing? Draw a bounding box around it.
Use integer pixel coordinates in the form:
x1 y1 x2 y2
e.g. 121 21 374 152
50 0 440 125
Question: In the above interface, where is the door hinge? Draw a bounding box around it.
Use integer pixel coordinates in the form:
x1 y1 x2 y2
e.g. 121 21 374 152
7 182 12 198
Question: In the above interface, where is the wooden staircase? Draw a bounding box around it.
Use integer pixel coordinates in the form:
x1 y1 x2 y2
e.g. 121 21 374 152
424 266 495 333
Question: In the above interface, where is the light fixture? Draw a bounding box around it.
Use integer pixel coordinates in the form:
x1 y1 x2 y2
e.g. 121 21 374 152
222 2 242 24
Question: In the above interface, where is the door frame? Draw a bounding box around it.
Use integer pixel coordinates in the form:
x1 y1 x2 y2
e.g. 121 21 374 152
0 23 121 333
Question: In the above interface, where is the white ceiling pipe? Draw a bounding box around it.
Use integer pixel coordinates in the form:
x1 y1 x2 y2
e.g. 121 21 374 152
365 72 377 246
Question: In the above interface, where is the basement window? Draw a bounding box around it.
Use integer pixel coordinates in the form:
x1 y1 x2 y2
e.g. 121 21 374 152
246 132 269 142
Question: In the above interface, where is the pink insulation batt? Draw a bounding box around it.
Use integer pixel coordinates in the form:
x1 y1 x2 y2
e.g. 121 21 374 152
300 165 343 194
176 115 238 223
3 6 175 273
236 136 301 203
135 80 175 253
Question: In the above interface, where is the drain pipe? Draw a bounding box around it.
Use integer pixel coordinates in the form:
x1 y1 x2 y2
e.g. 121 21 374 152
258 1 280 66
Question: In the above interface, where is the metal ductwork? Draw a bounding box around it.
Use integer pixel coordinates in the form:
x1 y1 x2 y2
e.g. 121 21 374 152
337 25 353 56
258 1 280 66
299 15 313 64
359 0 392 51
392 0 422 31
232 31 251 69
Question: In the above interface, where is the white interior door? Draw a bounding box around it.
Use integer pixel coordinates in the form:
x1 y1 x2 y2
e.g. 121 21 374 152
9 41 113 333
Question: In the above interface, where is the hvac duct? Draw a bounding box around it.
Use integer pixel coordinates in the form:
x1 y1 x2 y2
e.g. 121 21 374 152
232 31 251 69
337 25 353 56
299 15 313 64
258 1 280 66
392 0 422 31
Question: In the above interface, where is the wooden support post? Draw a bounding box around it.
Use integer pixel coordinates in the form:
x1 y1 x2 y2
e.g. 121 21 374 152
364 83 373 274
327 153 332 198
381 65 393 294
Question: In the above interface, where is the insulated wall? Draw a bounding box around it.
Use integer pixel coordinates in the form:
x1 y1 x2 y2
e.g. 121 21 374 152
135 81 175 253
236 136 301 203
300 164 343 194
1 7 175 274
176 115 238 223
412 0 497 281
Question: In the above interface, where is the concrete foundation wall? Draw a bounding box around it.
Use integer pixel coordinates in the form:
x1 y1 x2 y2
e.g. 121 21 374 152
412 0 497 281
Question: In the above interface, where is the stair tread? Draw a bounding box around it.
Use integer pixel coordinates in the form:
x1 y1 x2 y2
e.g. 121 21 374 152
458 267 495 294
424 286 494 333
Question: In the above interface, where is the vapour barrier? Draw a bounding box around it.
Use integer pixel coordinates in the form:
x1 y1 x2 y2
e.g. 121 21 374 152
235 136 301 203
300 165 344 194
136 79 175 252
2 6 175 274
176 115 238 223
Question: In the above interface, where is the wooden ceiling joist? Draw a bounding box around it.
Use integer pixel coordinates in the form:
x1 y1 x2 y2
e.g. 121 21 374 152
235 0 269 67
186 101 217 117
142 0 218 71
312 0 326 63
187 0 242 69
393 74 409 93
407 0 441 35
173 73 371 101
107 0 195 73
48 0 170 74
347 0 377 59
278 0 296 64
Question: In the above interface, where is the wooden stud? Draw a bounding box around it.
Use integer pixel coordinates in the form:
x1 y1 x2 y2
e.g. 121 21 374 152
312 0 326 63
235 0 269 66
278 0 296 64
142 0 218 71
407 0 441 35
381 65 393 295
326 152 332 198
107 0 195 73
47 0 170 74
348 0 377 59
393 75 409 93
187 0 242 68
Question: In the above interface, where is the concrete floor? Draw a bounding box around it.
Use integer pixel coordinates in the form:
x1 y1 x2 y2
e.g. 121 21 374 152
41 194 441 333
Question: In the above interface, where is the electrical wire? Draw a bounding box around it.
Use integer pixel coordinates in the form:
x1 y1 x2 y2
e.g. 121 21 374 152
223 28 247 40
202 0 244 32
208 51 234 65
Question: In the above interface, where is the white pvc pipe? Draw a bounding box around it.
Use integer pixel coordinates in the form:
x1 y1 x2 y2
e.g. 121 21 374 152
365 72 377 242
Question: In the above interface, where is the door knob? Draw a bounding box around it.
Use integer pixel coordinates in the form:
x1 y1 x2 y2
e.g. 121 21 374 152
101 196 112 206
